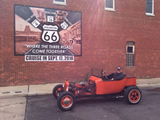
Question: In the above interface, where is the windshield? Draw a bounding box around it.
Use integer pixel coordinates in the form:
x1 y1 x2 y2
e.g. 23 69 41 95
91 68 103 78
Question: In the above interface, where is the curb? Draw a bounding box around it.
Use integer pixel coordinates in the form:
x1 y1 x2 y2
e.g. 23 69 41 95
137 83 160 87
0 85 28 98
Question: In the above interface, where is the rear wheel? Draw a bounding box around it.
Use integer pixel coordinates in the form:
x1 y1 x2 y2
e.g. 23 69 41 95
125 86 142 104
53 84 63 99
57 92 76 111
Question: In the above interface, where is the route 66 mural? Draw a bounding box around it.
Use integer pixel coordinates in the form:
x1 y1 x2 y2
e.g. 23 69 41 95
14 5 82 61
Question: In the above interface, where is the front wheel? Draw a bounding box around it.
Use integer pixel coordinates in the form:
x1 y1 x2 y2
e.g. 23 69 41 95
52 84 64 99
57 92 76 111
125 86 142 104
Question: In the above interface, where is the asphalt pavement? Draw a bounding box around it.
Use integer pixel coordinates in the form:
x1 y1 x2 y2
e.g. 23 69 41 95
25 88 160 120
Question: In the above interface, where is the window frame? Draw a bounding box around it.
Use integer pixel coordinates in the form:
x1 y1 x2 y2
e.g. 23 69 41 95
126 42 135 67
146 0 154 16
105 0 115 11
53 0 67 5
126 45 135 54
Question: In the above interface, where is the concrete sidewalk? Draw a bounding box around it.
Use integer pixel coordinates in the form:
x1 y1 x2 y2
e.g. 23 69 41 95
0 83 61 98
0 78 160 98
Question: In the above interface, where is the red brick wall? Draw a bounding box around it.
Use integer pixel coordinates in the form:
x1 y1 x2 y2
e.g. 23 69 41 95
0 0 160 86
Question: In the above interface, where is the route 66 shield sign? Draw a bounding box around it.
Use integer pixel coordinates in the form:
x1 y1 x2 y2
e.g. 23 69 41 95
41 25 60 43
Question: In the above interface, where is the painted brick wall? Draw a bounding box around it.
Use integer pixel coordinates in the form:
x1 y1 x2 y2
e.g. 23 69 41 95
0 0 160 86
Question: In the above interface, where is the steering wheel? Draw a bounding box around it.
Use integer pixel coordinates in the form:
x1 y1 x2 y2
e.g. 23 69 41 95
103 76 108 80
69 82 76 87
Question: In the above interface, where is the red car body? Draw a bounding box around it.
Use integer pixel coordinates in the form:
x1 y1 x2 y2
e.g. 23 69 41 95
90 76 136 95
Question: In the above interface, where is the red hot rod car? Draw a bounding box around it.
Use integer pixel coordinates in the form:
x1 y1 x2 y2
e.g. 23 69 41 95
53 68 142 111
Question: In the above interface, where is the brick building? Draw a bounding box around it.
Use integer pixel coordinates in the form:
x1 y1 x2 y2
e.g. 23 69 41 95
0 0 160 86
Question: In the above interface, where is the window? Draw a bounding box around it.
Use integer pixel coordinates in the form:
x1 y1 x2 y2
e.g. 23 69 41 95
0 36 3 71
146 0 154 16
126 42 135 67
105 0 115 11
53 0 66 5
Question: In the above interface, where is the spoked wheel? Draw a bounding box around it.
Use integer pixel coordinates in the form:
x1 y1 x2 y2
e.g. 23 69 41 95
57 92 75 111
52 84 64 99
125 86 142 104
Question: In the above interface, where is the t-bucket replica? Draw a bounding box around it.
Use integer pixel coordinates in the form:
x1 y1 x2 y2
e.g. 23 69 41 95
53 68 142 111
